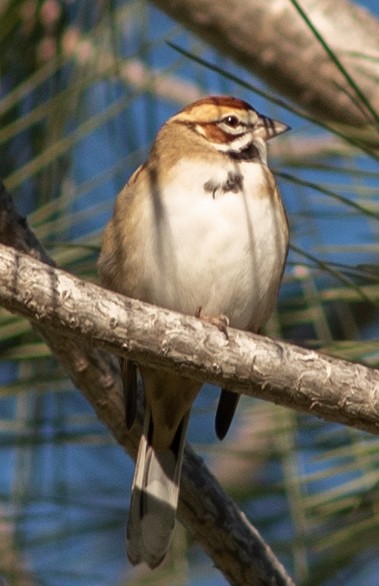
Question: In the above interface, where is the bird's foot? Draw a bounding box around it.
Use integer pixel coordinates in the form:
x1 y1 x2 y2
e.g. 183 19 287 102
195 306 229 339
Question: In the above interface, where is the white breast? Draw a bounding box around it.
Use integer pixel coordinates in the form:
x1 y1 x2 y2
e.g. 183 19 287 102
138 159 288 332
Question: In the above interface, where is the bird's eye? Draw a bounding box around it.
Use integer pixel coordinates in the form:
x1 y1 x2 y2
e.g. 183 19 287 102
223 115 240 128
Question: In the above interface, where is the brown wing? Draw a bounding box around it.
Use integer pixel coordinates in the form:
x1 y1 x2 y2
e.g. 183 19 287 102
120 358 138 430
215 388 240 440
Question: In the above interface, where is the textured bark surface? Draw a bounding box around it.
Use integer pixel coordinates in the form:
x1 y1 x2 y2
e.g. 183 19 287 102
0 181 295 585
1 242 379 435
151 0 379 136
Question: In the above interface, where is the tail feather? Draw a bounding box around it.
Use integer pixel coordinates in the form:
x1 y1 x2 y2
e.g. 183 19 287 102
127 408 189 568
120 358 138 430
215 388 240 440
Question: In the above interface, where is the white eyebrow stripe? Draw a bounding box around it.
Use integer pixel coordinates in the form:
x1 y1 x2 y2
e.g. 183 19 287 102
212 132 254 152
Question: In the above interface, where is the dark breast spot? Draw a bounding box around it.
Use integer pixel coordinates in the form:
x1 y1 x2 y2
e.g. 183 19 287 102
204 179 217 195
224 171 243 193
203 171 244 199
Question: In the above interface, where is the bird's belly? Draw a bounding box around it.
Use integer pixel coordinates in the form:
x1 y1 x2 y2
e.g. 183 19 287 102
138 166 288 332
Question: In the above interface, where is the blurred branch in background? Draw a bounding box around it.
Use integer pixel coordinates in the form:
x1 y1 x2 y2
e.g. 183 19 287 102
151 0 379 149
0 505 37 586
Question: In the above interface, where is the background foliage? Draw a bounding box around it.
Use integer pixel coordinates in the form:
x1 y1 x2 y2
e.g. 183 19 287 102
1 1 379 584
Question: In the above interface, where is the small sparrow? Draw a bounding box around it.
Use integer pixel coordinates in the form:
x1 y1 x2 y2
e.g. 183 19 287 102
98 96 289 568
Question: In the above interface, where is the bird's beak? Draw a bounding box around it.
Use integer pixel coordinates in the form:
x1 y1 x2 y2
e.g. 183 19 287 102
253 115 291 142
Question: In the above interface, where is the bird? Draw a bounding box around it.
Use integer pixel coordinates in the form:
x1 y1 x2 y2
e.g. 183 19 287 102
98 95 290 569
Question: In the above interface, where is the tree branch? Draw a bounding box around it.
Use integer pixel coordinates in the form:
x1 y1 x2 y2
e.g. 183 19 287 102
150 0 379 141
1 240 379 434
0 180 294 586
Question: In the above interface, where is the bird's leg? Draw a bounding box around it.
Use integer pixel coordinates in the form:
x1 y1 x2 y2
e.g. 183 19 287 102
194 306 229 340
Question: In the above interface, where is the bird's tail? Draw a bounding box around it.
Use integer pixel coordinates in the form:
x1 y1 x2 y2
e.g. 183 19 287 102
126 407 189 568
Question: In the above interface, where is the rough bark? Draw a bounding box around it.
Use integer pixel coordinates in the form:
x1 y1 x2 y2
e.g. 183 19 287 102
1 241 379 435
0 180 294 585
150 0 379 140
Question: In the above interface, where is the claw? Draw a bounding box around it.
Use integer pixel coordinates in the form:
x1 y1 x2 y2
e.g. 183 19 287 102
195 306 229 339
